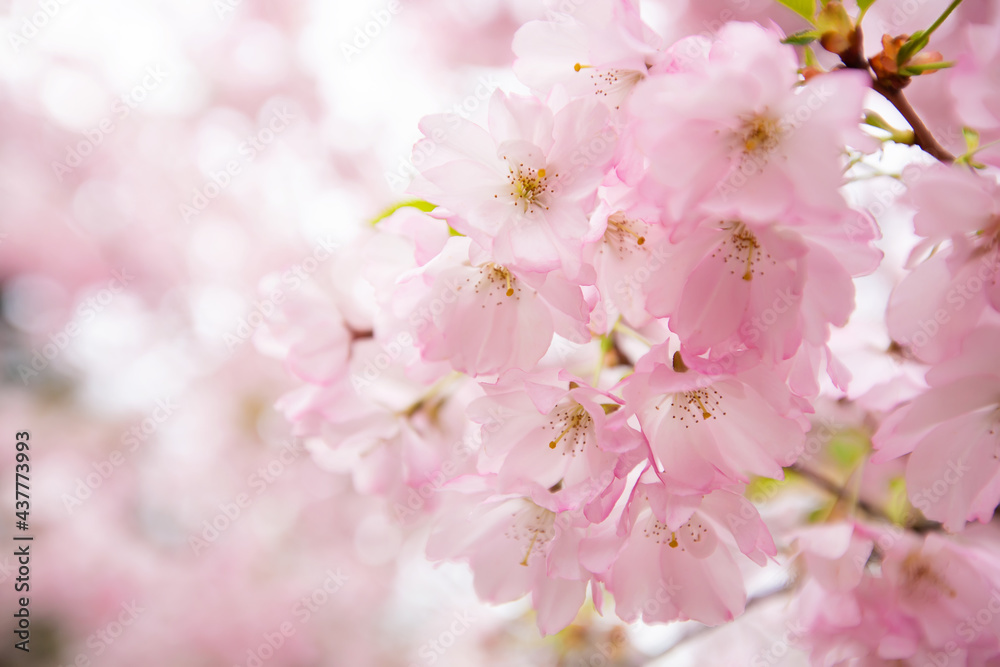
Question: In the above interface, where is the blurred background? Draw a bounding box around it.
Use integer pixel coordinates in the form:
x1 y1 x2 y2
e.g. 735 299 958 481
0 0 984 665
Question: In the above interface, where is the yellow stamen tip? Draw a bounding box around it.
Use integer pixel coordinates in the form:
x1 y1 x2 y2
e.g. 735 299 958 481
506 288 514 297
637 236 645 245
538 168 546 179
702 411 712 420
743 271 752 281
574 63 583 72
548 441 557 449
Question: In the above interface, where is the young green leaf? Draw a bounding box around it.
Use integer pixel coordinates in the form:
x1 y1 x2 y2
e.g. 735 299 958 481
370 199 436 226
782 29 821 45
898 60 954 76
775 0 817 24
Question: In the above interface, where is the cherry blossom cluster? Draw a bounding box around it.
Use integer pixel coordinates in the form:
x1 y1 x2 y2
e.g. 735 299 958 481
263 0 1000 661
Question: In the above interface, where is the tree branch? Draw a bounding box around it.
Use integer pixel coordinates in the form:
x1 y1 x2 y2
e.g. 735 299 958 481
870 80 956 162
839 23 955 163
790 464 942 533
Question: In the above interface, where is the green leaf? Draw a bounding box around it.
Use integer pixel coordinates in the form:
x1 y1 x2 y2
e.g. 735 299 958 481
897 0 962 65
775 0 817 24
369 199 436 226
782 29 821 45
896 31 927 66
855 0 878 22
898 60 955 76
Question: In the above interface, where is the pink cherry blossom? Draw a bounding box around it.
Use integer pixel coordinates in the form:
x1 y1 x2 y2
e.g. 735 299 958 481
642 209 880 375
393 236 592 377
409 90 617 275
426 480 592 636
629 22 872 221
470 368 642 511
620 344 809 494
873 326 1000 531
588 477 776 626
887 164 1000 363
512 0 665 110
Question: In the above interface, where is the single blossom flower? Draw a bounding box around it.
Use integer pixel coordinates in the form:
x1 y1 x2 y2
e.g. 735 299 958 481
427 479 593 636
512 0 665 110
642 209 880 378
392 236 592 377
470 368 642 512
409 90 617 275
584 477 776 626
629 22 871 222
620 344 809 494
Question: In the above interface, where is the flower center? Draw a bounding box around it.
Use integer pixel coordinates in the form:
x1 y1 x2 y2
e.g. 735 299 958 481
503 161 553 213
574 63 645 109
739 113 782 158
712 222 774 281
657 387 726 427
472 263 519 299
546 403 593 457
604 212 647 258
506 504 557 567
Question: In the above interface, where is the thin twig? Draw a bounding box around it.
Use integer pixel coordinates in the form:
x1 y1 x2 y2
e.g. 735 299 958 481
840 23 955 163
870 81 956 162
790 464 942 533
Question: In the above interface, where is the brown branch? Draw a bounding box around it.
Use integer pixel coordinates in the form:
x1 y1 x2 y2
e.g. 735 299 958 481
839 24 955 163
870 81 956 162
790 464 942 534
